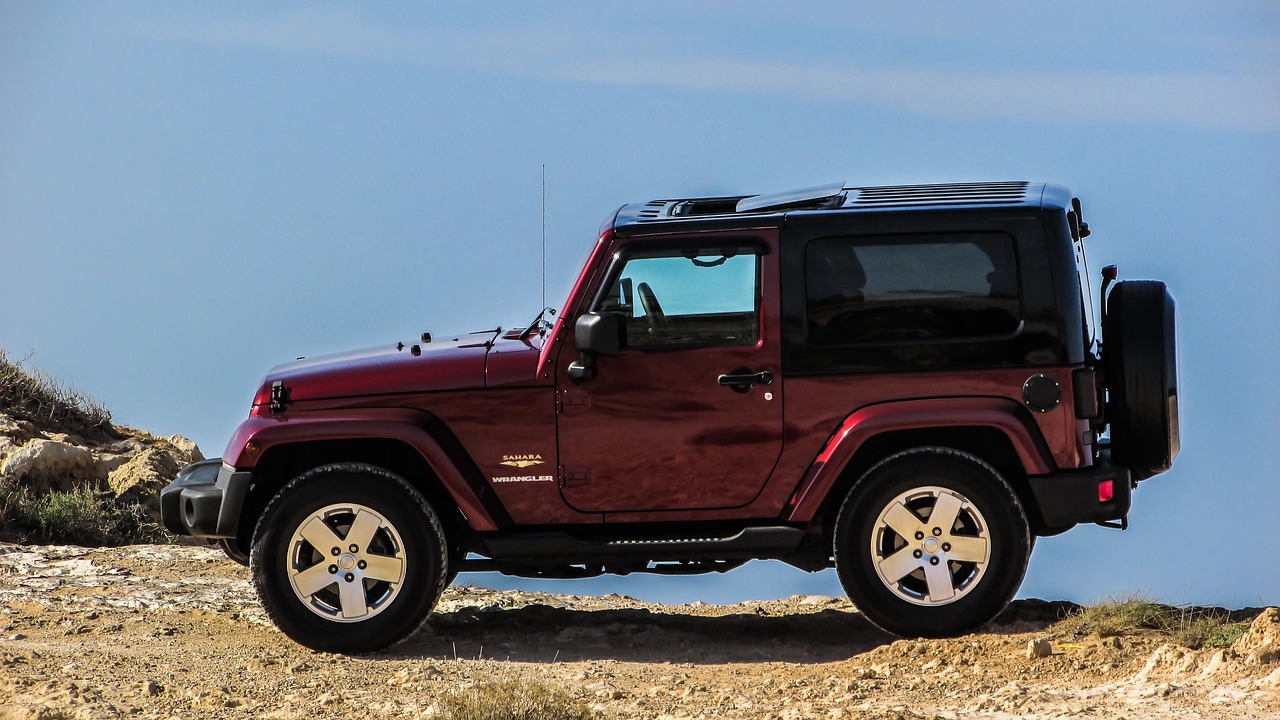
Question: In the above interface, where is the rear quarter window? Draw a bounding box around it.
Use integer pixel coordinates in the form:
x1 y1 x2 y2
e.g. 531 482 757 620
806 233 1021 345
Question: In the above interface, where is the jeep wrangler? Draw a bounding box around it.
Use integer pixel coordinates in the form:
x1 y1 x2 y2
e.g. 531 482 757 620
162 181 1178 652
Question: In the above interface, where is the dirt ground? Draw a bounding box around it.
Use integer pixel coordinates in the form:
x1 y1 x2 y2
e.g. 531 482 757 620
0 543 1276 720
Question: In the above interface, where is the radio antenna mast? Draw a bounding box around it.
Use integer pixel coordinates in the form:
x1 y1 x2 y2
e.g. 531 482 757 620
541 163 547 314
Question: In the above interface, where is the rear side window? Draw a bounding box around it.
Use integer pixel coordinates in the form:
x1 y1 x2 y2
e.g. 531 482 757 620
805 233 1020 345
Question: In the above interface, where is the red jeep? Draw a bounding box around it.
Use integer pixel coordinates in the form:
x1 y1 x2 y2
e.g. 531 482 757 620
162 181 1178 652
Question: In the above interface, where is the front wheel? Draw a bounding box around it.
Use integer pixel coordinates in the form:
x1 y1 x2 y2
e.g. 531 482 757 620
250 463 448 653
834 447 1030 638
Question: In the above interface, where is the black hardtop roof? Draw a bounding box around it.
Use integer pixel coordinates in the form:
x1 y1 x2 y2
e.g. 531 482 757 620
613 181 1074 233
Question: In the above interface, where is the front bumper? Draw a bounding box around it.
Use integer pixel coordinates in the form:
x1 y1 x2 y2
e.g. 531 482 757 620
159 458 253 538
1026 454 1132 530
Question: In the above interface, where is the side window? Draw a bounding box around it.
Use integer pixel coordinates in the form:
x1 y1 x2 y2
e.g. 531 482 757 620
805 233 1020 345
597 250 759 348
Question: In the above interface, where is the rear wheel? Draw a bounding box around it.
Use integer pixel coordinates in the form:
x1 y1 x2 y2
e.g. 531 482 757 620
250 463 448 653
834 447 1030 637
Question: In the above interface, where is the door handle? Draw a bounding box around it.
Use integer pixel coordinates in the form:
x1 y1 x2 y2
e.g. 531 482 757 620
717 370 773 388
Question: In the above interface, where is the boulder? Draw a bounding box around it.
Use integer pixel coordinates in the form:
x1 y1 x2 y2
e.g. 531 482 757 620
1233 607 1280 665
108 447 183 510
0 438 106 493
0 412 35 444
165 435 204 464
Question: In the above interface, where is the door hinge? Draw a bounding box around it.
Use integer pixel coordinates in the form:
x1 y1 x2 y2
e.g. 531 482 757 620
559 465 590 488
558 390 590 412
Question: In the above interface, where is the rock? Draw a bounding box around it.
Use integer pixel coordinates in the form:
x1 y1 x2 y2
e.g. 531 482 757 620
1026 638 1053 659
107 447 182 508
92 452 134 474
1199 649 1230 677
165 435 204 464
1232 607 1280 665
1 439 105 492
1135 644 1185 682
0 413 35 441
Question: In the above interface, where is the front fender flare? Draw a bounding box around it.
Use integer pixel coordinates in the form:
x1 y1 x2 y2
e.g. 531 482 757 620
222 409 504 532
783 397 1054 523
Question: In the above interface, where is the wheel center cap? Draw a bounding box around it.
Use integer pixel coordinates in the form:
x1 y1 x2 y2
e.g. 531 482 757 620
338 553 357 571
922 537 941 555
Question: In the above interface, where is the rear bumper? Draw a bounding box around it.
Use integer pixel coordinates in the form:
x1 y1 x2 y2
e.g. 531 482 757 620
159 458 252 538
1027 457 1132 529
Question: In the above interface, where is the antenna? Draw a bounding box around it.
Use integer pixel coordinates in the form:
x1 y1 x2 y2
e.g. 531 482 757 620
541 163 547 315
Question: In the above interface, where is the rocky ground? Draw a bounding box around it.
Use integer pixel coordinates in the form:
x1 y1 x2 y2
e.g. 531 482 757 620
0 410 202 514
0 544 1276 719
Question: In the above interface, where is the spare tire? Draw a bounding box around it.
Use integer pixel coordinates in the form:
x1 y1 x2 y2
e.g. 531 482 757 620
1103 280 1179 480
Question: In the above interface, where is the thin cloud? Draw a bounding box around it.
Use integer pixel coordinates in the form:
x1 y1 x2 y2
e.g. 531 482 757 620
146 11 1280 132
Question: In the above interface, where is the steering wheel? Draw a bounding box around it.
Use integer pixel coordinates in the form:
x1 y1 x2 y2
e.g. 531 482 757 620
636 282 665 321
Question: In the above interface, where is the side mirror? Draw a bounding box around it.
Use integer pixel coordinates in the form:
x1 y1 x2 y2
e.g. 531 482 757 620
568 312 625 383
574 312 625 355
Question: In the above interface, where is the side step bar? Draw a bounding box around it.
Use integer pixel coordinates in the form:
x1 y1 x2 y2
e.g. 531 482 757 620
479 526 805 564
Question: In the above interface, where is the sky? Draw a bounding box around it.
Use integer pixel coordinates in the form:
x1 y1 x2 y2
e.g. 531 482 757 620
1 2 1277 609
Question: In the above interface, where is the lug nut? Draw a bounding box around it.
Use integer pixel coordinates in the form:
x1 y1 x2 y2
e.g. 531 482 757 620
357 560 367 570
349 544 359 553
942 543 951 552
344 573 355 582
914 531 925 540
328 565 338 574
331 547 340 556
913 549 923 559
929 557 940 565
932 527 942 536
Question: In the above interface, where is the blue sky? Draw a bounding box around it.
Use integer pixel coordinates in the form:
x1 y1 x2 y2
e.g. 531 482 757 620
2 2 1276 608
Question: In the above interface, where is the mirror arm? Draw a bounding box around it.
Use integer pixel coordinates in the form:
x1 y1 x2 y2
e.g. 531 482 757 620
567 353 595 383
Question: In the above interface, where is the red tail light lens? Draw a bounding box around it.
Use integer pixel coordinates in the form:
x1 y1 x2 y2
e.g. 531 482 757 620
1098 479 1114 503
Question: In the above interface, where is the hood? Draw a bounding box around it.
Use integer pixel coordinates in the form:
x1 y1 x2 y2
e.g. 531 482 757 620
254 328 546 407
259 331 496 405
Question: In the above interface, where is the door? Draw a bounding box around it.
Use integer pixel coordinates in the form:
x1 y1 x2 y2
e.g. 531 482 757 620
556 233 784 513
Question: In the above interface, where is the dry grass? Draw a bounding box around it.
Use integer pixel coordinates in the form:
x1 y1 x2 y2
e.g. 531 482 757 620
1056 593 1250 649
0 348 112 436
436 677 604 720
0 348 160 544
0 479 163 546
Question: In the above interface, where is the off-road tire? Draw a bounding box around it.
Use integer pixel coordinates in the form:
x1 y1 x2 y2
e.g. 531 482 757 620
1103 280 1179 480
834 447 1031 638
250 463 448 653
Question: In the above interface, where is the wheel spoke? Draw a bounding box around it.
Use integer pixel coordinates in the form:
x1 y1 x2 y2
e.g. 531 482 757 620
338 579 369 620
923 559 956 602
298 515 343 553
877 548 924 584
945 535 989 564
928 491 964 534
293 562 336 598
345 509 383 551
362 554 405 584
882 502 925 541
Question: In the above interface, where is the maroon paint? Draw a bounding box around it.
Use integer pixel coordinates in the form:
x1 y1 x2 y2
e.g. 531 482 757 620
222 410 501 532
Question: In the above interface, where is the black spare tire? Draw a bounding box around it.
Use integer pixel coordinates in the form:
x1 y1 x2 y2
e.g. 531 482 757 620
1103 280 1179 480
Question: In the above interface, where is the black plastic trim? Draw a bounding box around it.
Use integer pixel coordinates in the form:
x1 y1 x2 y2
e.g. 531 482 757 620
1026 458 1132 529
478 526 805 565
159 458 253 539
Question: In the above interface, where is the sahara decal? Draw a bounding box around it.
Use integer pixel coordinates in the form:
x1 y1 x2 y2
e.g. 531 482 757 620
500 454 545 468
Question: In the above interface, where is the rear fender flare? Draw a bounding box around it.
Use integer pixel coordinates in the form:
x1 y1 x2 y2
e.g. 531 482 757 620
784 397 1054 523
222 410 503 532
